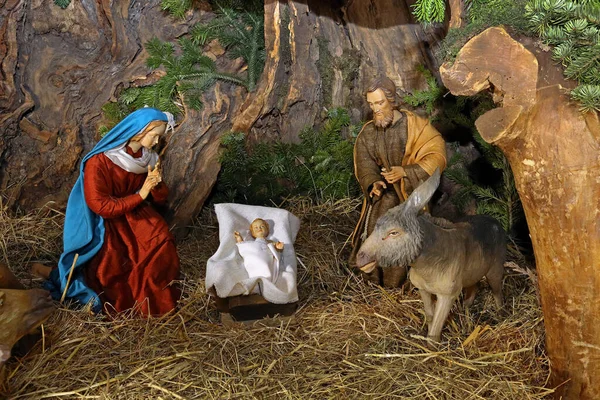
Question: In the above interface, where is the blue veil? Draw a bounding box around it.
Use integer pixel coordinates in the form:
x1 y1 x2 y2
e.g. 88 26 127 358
45 108 169 312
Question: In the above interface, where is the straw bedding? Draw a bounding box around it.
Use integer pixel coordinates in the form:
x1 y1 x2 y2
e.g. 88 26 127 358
0 198 551 399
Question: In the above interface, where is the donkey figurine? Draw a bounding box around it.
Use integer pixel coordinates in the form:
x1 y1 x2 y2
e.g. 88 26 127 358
356 169 506 342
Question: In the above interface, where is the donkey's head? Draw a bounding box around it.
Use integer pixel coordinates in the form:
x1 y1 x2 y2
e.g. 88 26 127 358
356 169 441 272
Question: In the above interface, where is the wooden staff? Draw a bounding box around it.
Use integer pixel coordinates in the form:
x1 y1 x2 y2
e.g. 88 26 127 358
60 253 79 303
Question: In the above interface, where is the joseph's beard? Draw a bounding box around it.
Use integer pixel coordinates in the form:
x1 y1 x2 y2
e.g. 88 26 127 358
373 110 394 128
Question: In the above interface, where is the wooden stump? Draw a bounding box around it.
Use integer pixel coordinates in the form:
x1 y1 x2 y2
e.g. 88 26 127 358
440 26 600 400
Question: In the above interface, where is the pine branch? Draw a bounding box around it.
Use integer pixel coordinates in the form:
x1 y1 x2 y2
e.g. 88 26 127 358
571 84 600 112
403 66 443 113
412 0 446 23
54 0 71 9
146 38 176 69
161 0 193 19
212 108 357 203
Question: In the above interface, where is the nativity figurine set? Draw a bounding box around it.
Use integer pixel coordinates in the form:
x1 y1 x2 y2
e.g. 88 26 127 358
3 75 507 364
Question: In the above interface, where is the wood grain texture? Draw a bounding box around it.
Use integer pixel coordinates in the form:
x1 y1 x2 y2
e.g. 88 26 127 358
2 0 442 230
0 1 202 209
441 26 600 400
233 0 443 143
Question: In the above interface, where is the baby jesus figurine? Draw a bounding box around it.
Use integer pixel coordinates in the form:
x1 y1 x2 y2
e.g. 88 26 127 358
234 218 284 286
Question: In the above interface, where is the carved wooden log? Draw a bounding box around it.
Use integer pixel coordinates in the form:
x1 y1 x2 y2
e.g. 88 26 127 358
440 26 600 400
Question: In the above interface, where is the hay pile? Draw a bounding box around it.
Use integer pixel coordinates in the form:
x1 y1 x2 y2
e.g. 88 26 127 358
0 198 552 399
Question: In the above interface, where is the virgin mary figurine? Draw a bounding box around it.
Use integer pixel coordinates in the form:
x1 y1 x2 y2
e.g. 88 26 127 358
44 108 181 316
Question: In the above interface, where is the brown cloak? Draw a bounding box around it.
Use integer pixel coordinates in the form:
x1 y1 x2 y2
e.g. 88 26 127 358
349 110 447 282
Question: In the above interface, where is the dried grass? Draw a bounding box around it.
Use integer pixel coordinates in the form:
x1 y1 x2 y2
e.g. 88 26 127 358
0 197 552 399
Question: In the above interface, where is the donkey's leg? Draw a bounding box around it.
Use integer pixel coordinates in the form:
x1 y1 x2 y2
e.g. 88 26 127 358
382 266 408 288
486 264 504 309
463 284 478 308
419 289 435 324
428 294 456 342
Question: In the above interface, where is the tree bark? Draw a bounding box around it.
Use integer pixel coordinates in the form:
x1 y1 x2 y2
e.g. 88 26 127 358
440 26 600 400
0 0 248 234
1 0 443 230
448 0 466 29
0 0 204 208
162 82 246 235
233 0 443 143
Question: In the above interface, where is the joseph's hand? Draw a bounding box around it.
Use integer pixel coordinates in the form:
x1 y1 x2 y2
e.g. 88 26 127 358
369 181 387 198
381 166 406 184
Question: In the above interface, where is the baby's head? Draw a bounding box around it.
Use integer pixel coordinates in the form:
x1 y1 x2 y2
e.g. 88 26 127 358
250 218 270 239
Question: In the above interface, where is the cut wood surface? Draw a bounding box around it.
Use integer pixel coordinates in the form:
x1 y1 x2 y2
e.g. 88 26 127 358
441 26 600 400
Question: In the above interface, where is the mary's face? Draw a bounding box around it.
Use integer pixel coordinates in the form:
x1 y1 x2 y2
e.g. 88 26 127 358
139 122 167 149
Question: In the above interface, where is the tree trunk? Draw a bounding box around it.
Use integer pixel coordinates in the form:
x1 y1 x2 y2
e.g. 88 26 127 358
448 0 466 29
1 0 443 230
162 82 246 235
0 0 246 234
440 27 600 400
0 0 204 208
233 0 443 142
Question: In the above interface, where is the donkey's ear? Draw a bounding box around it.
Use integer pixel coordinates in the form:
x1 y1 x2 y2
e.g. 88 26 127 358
402 168 441 217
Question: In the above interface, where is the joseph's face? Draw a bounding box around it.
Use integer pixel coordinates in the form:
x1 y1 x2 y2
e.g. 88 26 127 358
250 219 269 239
366 89 393 120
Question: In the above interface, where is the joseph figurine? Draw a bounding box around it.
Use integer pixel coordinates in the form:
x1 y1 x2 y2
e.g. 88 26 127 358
349 77 447 287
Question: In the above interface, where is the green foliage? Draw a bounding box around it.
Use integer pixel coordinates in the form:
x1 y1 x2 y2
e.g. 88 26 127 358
100 33 248 130
467 0 530 30
54 0 71 9
526 0 600 112
161 0 193 19
135 37 246 114
189 0 265 91
213 108 360 204
437 0 529 61
403 66 444 114
445 142 523 236
101 0 265 131
412 0 446 23
99 102 131 135
571 84 600 112
439 94 524 236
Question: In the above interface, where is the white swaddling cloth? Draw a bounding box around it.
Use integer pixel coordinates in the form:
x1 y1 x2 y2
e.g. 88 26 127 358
206 203 300 304
236 238 282 284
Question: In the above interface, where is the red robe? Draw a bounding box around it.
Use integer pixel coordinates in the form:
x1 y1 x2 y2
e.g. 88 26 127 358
82 147 180 316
